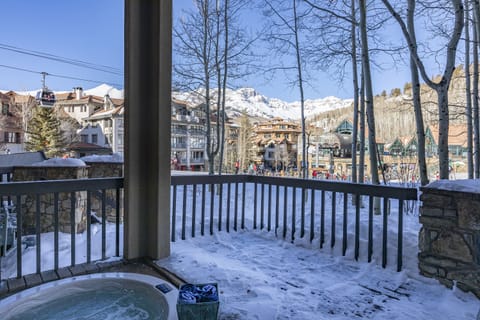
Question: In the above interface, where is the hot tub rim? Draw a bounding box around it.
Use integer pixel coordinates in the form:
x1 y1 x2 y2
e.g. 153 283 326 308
0 272 178 320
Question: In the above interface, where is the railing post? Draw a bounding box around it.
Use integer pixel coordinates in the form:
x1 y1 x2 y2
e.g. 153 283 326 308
342 192 348 256
35 194 41 274
192 185 197 238
182 185 187 240
354 193 360 261
70 192 76 266
310 189 315 242
16 195 22 278
54 193 59 270
397 199 404 272
86 191 91 264
382 197 389 268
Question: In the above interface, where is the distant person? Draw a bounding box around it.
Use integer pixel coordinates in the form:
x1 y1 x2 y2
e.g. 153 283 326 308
235 160 240 174
248 163 254 175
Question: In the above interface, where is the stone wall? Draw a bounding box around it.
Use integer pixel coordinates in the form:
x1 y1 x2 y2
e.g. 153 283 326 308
419 180 480 299
13 166 88 234
12 161 124 234
84 161 124 223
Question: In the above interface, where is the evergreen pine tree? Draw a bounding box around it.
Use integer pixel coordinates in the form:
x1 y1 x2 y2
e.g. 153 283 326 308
25 107 66 158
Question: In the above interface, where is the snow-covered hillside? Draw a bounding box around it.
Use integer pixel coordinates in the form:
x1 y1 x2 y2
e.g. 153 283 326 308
173 87 353 120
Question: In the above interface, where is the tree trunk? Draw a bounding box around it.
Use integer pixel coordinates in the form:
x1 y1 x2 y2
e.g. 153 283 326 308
473 7 480 178
359 0 379 185
407 0 428 185
436 85 450 179
351 0 359 184
359 68 366 183
465 0 474 179
219 0 229 175
293 0 307 179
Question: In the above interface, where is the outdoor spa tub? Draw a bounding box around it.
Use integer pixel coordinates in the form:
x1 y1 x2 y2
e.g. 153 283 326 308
0 272 178 320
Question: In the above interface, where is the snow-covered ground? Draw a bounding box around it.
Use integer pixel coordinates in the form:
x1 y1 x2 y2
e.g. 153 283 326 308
159 231 479 320
156 180 479 320
3 178 479 319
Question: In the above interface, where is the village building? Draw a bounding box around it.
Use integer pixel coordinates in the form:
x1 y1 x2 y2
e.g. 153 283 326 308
0 91 36 155
252 117 301 172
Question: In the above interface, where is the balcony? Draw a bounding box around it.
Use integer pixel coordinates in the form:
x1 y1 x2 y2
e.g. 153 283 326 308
0 174 418 289
1 3 477 318
172 143 187 149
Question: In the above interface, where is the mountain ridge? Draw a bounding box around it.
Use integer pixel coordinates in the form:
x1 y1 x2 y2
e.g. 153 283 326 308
2 84 353 120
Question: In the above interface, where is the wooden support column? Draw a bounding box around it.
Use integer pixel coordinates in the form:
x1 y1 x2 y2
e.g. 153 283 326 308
124 0 172 259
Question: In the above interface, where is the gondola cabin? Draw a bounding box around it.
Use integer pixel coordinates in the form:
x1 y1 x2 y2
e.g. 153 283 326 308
35 89 56 107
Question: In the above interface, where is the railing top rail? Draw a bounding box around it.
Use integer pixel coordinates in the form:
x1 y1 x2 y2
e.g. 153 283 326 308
171 174 418 201
0 177 124 195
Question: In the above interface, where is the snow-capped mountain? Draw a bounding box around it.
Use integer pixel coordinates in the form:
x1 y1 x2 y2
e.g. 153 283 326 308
4 84 352 120
84 84 123 99
4 84 124 100
173 87 353 120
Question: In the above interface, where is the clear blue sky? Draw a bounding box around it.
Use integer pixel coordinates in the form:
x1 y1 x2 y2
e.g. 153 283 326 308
0 0 124 93
0 1 415 102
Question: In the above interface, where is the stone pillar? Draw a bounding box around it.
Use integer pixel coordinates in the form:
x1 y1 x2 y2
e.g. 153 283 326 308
12 166 88 234
124 0 172 260
419 180 480 298
85 161 124 222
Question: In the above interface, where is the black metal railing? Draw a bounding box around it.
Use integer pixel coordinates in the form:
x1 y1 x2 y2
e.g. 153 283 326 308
171 175 418 272
0 174 418 282
0 177 123 280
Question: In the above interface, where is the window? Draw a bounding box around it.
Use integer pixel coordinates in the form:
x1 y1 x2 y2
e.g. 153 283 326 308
92 134 98 144
81 134 88 143
4 132 18 143
276 133 281 138
2 104 9 115
284 134 289 140
105 136 109 145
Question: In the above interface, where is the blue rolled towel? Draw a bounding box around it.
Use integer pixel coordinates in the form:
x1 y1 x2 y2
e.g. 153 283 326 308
197 284 218 302
181 284 197 294
179 290 197 304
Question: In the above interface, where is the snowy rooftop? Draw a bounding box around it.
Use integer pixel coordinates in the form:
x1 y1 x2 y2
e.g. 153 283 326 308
31 158 87 167
80 153 124 163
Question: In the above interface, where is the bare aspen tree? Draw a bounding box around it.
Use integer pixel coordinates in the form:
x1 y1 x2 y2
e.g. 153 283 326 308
215 0 226 174
174 0 254 175
350 0 360 184
302 0 395 184
406 1 429 185
263 0 309 178
359 0 380 185
465 0 474 179
472 5 480 178
382 0 464 179
359 72 366 184
237 110 255 171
